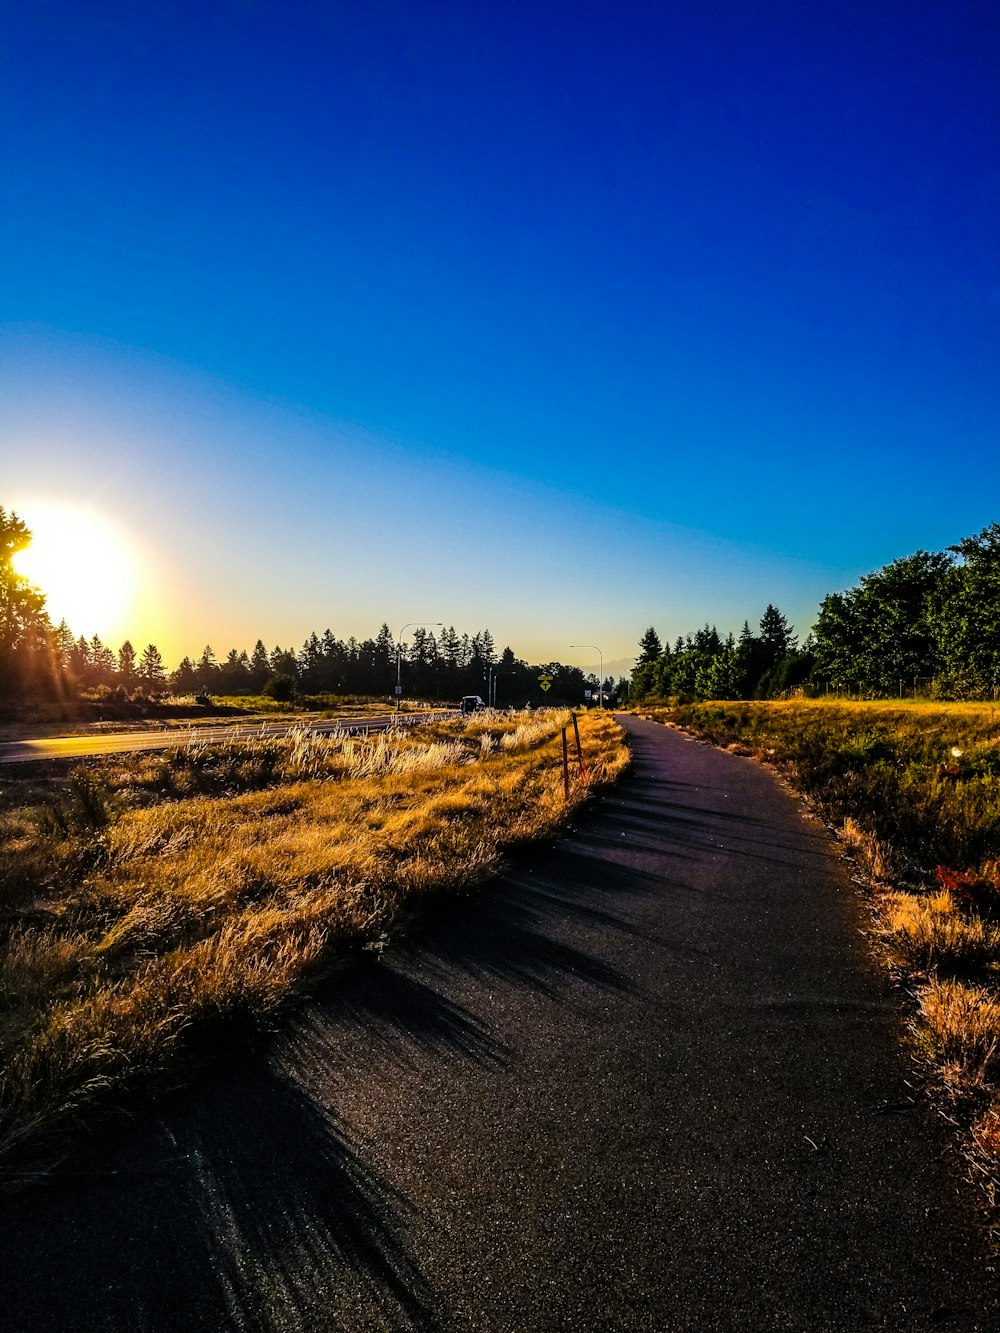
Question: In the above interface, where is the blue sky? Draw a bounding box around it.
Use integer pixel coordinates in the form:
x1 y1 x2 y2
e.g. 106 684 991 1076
3 0 998 671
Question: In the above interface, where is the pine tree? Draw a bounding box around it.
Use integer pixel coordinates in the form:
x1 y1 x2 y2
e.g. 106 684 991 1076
249 640 270 690
759 605 796 661
139 644 166 693
636 627 662 666
89 635 116 685
53 619 76 673
117 640 137 688
196 645 218 691
172 656 198 693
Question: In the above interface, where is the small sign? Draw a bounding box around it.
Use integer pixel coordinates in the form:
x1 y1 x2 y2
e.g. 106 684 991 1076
584 689 592 699
539 674 553 692
394 685 403 695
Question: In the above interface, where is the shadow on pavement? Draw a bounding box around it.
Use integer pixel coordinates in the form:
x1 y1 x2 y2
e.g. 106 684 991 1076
0 773 661 1331
2 1048 438 1331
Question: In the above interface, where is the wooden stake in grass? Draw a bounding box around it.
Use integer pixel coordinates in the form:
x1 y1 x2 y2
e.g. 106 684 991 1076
571 712 588 780
561 727 570 798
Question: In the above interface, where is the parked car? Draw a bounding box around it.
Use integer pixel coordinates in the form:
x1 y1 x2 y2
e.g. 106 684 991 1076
459 695 486 714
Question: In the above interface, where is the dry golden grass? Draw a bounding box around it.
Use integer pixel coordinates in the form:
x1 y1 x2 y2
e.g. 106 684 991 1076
881 890 1000 972
920 979 1000 1086
0 709 628 1174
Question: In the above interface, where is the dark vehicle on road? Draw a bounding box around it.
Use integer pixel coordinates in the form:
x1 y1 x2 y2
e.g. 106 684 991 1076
459 695 486 714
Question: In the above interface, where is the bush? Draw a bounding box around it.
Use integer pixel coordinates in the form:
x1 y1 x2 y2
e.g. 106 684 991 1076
262 673 296 703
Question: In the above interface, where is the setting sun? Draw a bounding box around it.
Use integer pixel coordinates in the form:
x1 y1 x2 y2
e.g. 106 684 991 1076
11 502 135 640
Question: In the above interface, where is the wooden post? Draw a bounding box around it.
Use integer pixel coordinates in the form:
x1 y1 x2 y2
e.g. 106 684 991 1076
561 727 570 798
571 712 588 779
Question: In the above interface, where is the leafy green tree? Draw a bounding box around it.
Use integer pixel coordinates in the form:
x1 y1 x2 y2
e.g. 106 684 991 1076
0 507 51 695
929 524 1000 696
858 551 948 691
698 641 743 700
263 672 296 702
813 593 862 688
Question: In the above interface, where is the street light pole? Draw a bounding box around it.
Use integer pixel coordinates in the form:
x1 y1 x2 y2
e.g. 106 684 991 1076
395 622 443 712
570 644 604 707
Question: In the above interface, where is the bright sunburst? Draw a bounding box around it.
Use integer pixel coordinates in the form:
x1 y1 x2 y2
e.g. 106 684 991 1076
11 503 135 639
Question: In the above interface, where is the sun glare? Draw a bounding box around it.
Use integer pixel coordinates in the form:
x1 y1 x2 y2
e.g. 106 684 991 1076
11 503 136 641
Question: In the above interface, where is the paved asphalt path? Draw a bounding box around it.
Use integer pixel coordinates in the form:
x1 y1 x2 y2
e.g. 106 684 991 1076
2 715 998 1330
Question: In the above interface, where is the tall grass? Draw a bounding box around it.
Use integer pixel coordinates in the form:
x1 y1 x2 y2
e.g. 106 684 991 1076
0 709 628 1176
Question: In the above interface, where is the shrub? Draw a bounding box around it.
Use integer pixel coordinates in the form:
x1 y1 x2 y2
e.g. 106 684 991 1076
262 673 296 703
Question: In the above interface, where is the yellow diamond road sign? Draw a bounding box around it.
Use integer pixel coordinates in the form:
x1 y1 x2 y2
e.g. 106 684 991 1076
538 674 553 691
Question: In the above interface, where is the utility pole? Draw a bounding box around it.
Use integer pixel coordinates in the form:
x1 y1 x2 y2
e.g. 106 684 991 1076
395 622 443 712
571 644 604 707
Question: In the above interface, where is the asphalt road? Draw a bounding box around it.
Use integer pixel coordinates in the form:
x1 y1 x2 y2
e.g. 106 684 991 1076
2 715 997 1331
0 711 436 765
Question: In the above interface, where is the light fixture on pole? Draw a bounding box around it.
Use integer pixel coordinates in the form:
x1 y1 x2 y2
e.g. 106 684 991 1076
395 622 443 712
570 644 604 707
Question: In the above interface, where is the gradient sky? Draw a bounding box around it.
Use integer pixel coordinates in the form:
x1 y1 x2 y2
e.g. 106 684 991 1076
3 0 998 674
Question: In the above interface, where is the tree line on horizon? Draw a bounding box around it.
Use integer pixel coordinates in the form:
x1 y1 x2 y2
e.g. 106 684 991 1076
0 507 624 710
631 522 1000 703
5 505 999 710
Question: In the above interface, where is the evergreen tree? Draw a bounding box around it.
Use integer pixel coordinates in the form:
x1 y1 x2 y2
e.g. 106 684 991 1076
693 624 722 654
249 640 270 691
218 648 251 693
636 627 662 666
71 635 90 683
374 624 395 691
196 645 218 691
53 620 76 675
269 646 299 681
89 635 116 686
139 644 166 693
172 656 198 693
631 627 666 698
117 640 137 689
297 633 323 692
759 605 796 661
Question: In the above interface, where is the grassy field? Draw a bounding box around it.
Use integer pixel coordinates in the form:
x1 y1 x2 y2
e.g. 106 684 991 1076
645 699 1000 1203
0 708 628 1179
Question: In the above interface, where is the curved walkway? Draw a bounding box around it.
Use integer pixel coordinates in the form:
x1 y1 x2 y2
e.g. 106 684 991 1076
2 715 997 1330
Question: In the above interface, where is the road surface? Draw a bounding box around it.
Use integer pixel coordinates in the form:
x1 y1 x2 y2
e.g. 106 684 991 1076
0 711 438 765
1 715 997 1330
